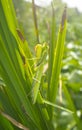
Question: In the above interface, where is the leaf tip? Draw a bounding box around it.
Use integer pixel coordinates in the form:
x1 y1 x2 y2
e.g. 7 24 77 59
61 5 67 28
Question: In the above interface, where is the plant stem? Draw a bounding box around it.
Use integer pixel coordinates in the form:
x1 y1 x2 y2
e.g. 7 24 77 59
32 0 39 43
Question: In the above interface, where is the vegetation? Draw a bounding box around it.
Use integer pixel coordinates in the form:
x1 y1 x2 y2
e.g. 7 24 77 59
0 0 82 130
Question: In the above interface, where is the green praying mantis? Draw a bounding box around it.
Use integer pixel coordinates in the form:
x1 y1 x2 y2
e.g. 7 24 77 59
17 6 73 113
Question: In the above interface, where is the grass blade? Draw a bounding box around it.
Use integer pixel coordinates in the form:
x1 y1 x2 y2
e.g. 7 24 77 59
48 2 56 97
50 6 67 103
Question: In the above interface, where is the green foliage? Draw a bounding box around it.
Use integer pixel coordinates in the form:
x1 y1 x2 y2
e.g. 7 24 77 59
0 0 82 130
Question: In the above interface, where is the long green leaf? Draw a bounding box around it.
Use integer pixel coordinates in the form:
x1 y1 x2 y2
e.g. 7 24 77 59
50 6 67 103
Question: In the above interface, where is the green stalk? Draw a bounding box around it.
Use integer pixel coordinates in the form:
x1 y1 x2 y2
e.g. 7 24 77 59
48 2 56 98
49 6 67 118
32 0 39 43
63 85 82 130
